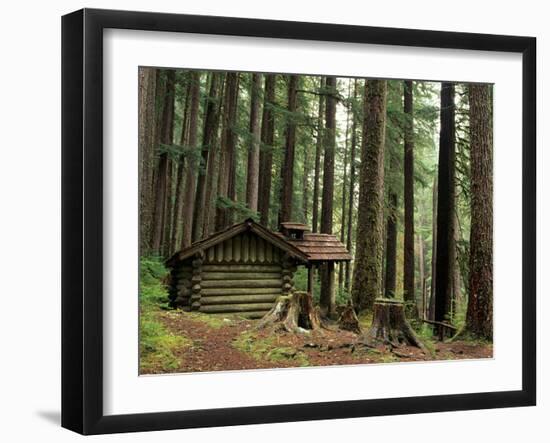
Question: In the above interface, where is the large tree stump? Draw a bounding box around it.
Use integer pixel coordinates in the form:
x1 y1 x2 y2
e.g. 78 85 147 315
256 291 325 334
361 298 426 351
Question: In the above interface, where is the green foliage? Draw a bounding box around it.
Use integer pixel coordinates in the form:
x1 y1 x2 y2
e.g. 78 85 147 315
139 256 188 372
139 311 191 372
216 196 259 222
139 256 170 307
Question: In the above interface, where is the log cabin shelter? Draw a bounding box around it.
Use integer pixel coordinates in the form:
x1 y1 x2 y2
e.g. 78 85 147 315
166 218 352 318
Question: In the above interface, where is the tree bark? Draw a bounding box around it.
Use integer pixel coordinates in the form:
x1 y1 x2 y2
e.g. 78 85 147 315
352 80 387 313
193 73 223 242
428 174 438 321
339 82 352 292
311 77 325 233
403 80 417 318
202 74 226 237
180 72 202 248
138 67 157 255
171 76 192 253
345 79 359 292
280 75 299 223
215 73 240 231
434 82 456 327
151 70 175 255
463 83 493 340
319 76 337 316
245 73 263 213
258 74 277 227
384 192 398 298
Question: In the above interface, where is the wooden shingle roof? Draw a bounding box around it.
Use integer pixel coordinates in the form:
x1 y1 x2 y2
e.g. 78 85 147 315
276 232 352 262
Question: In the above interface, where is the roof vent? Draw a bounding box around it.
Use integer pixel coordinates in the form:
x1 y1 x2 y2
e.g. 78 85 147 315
279 222 310 240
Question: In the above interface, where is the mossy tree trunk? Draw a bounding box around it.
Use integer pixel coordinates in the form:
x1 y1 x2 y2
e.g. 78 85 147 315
320 76 337 316
403 80 418 319
352 80 387 312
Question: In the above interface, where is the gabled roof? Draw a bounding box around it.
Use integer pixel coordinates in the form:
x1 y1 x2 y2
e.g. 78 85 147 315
275 232 352 262
166 219 309 266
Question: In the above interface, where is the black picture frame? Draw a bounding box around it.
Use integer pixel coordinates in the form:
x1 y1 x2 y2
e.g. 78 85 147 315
61 8 536 435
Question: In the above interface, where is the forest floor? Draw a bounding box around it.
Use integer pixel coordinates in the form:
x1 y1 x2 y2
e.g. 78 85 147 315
140 308 493 375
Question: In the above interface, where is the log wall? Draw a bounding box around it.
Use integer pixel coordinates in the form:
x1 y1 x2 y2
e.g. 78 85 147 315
171 232 297 318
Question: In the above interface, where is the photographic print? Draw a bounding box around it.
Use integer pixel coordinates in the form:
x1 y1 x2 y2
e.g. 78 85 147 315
138 68 493 375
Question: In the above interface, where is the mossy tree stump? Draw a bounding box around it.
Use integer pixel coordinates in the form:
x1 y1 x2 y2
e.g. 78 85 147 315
337 301 362 334
361 298 426 350
256 291 325 334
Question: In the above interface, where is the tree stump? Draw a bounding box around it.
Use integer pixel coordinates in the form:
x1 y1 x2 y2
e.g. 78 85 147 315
256 291 325 334
337 301 362 334
361 298 426 351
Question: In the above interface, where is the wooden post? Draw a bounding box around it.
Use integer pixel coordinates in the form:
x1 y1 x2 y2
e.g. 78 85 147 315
327 261 335 318
307 264 314 296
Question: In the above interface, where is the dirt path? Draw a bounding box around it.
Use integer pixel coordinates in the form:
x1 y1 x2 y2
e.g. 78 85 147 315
156 311 283 373
149 310 493 374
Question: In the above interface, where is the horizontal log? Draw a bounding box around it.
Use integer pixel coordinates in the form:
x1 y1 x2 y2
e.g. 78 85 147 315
201 279 282 289
201 287 283 296
200 294 279 305
199 303 275 313
202 272 281 280
201 264 282 272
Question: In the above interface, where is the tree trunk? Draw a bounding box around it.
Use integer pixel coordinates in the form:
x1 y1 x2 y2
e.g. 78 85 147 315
384 192 398 298
428 174 438 321
245 73 263 213
171 77 192 253
280 75 299 223
138 67 157 255
319 76 337 316
258 74 277 227
417 234 426 318
352 80 387 313
403 80 417 318
434 82 456 328
151 69 175 255
462 83 493 340
345 79 359 292
311 77 325 233
202 74 227 237
339 82 352 293
215 73 240 231
180 72 202 248
193 73 223 242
